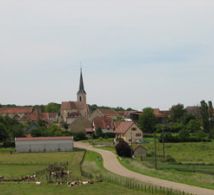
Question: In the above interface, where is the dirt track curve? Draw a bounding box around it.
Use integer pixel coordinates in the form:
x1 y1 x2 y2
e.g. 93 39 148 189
75 142 214 195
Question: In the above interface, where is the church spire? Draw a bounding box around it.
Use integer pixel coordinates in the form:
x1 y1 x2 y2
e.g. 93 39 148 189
78 68 86 94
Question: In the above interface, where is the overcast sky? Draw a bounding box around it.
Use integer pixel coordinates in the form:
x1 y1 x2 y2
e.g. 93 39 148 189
0 0 214 110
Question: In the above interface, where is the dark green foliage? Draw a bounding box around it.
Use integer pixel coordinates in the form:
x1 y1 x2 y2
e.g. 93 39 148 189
44 103 61 113
31 124 63 137
200 100 214 138
185 119 201 132
115 139 133 157
159 131 210 143
178 129 190 140
73 132 87 141
0 116 25 144
139 108 157 133
95 128 103 138
200 100 210 133
88 104 126 113
169 104 186 122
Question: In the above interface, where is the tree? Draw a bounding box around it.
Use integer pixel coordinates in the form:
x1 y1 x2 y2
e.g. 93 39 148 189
208 101 214 137
185 119 201 132
95 128 103 138
139 108 157 133
200 100 210 133
169 104 186 122
44 103 61 113
0 123 9 141
115 139 133 157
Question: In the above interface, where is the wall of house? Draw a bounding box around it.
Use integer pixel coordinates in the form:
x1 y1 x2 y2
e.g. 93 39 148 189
15 139 73 153
124 124 143 144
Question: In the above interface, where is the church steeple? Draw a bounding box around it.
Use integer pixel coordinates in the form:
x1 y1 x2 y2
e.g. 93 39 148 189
77 69 87 105
78 68 86 95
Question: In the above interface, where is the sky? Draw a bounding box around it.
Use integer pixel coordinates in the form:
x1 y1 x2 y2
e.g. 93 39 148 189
0 0 214 110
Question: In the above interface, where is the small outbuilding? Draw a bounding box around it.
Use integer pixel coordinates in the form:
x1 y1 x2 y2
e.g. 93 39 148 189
15 136 74 153
133 145 147 160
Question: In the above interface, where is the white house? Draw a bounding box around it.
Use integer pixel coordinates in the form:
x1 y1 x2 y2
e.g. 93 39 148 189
15 136 74 153
115 121 143 144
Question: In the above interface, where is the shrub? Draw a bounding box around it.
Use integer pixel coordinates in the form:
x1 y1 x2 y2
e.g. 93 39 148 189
115 139 133 157
3 140 15 148
73 132 87 141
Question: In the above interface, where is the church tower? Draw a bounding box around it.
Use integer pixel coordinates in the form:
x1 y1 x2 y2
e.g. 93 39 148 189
77 69 87 105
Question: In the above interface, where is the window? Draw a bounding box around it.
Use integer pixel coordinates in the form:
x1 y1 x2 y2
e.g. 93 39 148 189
136 133 141 137
79 96 82 102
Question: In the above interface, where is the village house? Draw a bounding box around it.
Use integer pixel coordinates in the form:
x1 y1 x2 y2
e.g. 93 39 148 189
60 69 89 125
15 136 74 153
0 107 58 124
92 116 115 134
89 108 120 121
115 121 143 144
124 109 169 123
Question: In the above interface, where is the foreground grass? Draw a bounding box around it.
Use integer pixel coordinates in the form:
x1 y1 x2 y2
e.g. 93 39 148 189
0 182 152 195
0 149 157 195
0 150 84 178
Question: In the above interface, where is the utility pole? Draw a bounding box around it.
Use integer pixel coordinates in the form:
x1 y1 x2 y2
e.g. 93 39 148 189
162 128 165 160
154 131 158 169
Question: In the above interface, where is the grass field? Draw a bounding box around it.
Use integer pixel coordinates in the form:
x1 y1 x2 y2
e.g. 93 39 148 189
87 138 214 189
0 150 84 179
0 148 156 195
142 138 214 164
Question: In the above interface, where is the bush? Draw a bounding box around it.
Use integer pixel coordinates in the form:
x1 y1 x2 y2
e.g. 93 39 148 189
159 131 210 143
115 139 133 157
2 141 15 148
73 132 87 141
103 133 115 138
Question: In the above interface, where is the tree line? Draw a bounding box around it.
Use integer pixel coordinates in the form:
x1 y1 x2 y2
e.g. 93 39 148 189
139 100 214 142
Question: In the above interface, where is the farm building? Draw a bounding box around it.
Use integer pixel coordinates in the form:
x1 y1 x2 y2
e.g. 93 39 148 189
15 137 74 153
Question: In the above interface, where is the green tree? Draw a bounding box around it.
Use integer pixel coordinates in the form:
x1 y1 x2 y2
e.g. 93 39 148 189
139 108 157 133
185 119 201 132
200 100 210 133
169 104 186 122
0 123 9 141
95 128 103 138
44 103 61 113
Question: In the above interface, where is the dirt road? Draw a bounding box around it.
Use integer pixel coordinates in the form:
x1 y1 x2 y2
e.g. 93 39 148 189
75 141 214 195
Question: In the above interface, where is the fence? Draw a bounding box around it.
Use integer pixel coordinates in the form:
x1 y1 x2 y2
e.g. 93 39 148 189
80 150 193 195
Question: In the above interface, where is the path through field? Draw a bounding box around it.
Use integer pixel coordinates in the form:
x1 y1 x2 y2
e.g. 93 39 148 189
75 142 214 195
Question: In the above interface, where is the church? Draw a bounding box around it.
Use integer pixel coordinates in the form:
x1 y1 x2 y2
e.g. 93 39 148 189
60 69 89 125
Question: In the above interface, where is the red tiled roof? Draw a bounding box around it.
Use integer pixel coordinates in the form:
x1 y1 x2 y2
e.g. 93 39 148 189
153 108 169 118
93 116 114 129
99 108 119 117
15 136 73 141
115 121 134 134
0 107 33 114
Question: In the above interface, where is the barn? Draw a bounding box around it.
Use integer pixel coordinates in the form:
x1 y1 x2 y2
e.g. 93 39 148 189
15 136 74 153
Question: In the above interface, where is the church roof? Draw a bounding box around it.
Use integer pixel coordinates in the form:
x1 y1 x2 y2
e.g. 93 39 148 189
61 101 77 111
77 69 86 94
